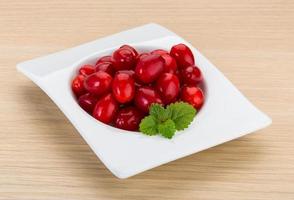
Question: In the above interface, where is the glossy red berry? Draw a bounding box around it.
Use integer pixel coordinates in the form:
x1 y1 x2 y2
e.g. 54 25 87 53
72 75 87 97
84 71 112 96
93 93 118 124
135 54 165 84
151 49 169 56
95 62 114 76
181 86 204 110
135 87 163 113
161 54 177 74
156 73 180 104
112 73 135 103
120 45 138 57
79 64 95 76
95 55 112 65
180 65 203 86
112 48 136 71
170 44 194 69
78 93 98 113
114 107 144 131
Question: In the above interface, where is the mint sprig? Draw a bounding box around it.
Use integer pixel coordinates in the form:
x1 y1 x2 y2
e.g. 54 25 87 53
139 116 158 136
167 102 196 130
139 102 196 139
158 119 176 139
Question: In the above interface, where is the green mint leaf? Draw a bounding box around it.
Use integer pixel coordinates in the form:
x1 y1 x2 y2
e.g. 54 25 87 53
149 103 169 122
158 119 176 139
166 102 196 130
139 115 158 136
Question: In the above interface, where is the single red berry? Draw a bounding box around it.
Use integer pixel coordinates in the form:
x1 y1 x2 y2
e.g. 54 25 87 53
114 107 144 131
72 75 87 97
93 93 118 124
112 48 136 71
161 54 177 74
84 71 112 96
180 65 203 86
112 73 135 103
120 45 138 57
135 86 163 113
170 43 194 69
95 62 114 76
151 49 169 56
181 86 204 110
135 54 165 84
136 52 150 62
95 55 112 66
156 73 180 104
78 93 98 114
78 64 95 76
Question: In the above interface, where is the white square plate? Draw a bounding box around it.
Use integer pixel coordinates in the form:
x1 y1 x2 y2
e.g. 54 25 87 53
17 23 271 179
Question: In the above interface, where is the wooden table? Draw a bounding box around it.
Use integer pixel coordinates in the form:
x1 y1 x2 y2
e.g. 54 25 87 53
1 0 294 199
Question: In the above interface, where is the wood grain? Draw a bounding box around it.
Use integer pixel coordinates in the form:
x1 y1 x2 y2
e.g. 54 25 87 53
1 0 294 199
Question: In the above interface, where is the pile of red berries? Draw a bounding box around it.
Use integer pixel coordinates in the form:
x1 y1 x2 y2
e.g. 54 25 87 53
71 44 205 131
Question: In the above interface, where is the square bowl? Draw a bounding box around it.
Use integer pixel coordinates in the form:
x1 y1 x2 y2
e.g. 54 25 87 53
17 23 271 179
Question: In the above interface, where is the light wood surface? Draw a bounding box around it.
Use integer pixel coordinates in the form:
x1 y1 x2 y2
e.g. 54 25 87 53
1 0 294 199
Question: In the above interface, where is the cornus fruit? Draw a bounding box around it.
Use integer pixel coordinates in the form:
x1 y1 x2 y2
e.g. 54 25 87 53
112 48 136 71
180 65 202 86
112 73 135 103
71 44 205 135
114 107 144 131
181 86 204 110
156 73 180 105
92 93 118 124
72 74 86 97
78 93 98 114
170 43 194 68
135 54 165 83
135 86 163 113
84 71 112 96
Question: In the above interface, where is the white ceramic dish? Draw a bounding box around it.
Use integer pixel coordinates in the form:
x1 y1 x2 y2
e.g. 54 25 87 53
17 23 271 179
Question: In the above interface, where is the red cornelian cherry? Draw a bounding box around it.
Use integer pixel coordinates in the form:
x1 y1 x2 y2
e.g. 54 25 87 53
151 49 169 56
170 44 194 69
181 86 204 110
72 75 87 97
135 54 165 84
112 48 136 71
78 93 98 113
156 73 180 104
161 54 177 74
180 65 203 86
79 64 95 76
135 87 163 113
120 45 138 57
112 73 135 103
84 71 112 96
114 107 144 131
95 62 114 76
95 55 112 65
93 93 118 124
